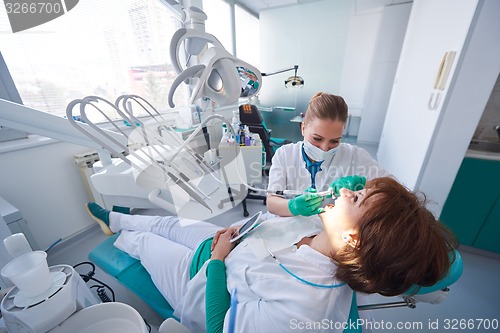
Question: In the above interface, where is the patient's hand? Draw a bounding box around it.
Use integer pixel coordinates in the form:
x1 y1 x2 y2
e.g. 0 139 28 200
211 228 236 261
212 226 239 251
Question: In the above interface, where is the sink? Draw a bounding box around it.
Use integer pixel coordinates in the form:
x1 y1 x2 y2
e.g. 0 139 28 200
468 139 500 153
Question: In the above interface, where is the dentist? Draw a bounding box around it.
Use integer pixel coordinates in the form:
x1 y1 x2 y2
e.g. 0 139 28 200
266 92 391 217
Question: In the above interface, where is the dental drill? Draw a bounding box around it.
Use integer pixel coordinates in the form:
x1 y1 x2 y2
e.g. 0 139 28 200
271 188 336 199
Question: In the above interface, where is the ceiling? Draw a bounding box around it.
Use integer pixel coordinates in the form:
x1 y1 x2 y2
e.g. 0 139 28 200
235 0 318 17
234 0 411 17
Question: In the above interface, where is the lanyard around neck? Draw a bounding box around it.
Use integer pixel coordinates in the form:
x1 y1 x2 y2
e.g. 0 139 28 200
268 250 346 289
301 145 323 189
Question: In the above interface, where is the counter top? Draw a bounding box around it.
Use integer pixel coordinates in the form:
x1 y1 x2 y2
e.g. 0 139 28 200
256 106 295 112
465 149 500 161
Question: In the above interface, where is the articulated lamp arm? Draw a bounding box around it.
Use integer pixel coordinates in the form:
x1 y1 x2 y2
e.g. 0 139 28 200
261 65 299 76
262 65 304 87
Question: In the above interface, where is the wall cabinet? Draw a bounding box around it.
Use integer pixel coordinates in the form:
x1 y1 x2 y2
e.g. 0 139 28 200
440 157 500 253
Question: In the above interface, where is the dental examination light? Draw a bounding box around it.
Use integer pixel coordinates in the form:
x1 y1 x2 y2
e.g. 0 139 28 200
164 1 261 108
168 28 262 107
262 65 304 88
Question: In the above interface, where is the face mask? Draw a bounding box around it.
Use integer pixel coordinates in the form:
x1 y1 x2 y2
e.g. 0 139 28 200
303 140 339 162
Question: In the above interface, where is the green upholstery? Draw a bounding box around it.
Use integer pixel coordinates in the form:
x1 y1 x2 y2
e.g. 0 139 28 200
89 233 175 319
344 292 361 333
404 249 463 295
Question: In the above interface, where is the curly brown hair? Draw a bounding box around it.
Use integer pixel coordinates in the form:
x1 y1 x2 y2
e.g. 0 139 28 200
333 177 458 296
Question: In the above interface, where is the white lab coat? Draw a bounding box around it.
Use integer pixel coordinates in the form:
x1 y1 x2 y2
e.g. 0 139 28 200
268 141 390 194
175 217 354 333
225 217 354 332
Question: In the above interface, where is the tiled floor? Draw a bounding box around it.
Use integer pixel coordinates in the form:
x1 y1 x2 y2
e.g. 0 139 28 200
45 138 500 332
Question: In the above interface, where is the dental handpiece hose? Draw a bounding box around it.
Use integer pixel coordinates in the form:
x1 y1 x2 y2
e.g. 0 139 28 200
273 188 335 198
229 140 335 199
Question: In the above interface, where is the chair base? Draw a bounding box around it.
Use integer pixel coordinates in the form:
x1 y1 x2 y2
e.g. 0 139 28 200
241 190 267 217
218 185 266 217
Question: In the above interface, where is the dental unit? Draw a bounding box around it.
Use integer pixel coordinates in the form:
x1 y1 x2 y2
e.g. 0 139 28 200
66 95 246 218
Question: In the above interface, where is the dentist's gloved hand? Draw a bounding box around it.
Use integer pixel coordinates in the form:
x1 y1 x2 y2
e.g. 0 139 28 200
329 176 367 196
288 188 324 216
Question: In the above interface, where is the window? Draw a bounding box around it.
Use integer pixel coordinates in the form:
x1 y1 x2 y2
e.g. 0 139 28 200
204 0 260 68
0 0 260 143
0 0 186 119
204 0 233 53
235 4 260 68
0 52 28 142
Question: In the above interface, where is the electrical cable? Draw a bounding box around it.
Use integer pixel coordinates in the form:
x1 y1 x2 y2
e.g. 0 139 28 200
73 261 96 271
93 285 112 302
73 261 115 302
144 319 151 333
88 277 115 302
73 261 151 330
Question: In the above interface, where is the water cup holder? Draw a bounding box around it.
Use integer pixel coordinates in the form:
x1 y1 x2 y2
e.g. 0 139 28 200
1 251 53 298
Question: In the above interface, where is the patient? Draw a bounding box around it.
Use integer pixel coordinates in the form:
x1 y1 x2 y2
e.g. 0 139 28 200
87 177 457 333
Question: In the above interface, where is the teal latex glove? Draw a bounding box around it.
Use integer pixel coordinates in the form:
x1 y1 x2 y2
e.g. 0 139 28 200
329 176 367 196
288 188 324 216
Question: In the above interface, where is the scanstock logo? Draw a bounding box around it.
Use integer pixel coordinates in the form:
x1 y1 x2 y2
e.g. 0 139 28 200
3 0 79 33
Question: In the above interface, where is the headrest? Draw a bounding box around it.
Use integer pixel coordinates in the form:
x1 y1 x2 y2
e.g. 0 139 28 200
239 104 263 125
404 249 463 295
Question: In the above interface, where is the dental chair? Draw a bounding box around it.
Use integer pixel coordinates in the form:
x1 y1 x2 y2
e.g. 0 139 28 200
89 234 463 332
89 233 175 319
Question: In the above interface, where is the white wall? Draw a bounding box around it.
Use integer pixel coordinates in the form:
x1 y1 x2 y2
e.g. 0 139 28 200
378 0 500 215
0 141 95 249
357 2 412 143
259 0 353 114
339 8 382 118
258 0 410 139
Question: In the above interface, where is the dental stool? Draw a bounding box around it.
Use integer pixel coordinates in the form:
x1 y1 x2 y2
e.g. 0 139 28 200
88 233 175 319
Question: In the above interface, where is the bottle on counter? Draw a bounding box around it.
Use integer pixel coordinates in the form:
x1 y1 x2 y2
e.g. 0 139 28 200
231 111 240 144
244 125 251 146
239 124 246 146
